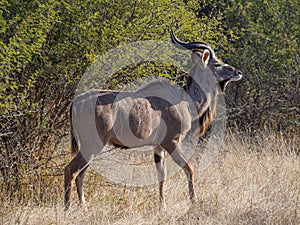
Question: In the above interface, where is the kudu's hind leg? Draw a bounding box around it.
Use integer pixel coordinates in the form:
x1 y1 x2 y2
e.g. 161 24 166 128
64 152 88 210
163 143 197 204
154 146 166 208
75 165 89 205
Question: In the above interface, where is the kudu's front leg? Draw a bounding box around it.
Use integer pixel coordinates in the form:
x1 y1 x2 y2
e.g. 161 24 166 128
163 142 197 204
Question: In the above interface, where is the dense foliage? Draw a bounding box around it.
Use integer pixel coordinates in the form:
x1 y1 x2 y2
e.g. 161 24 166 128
0 0 299 201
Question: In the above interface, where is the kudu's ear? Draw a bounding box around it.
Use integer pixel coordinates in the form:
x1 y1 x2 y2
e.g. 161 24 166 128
202 49 210 67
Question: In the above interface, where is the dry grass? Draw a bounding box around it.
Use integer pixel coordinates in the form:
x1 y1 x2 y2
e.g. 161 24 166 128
1 133 299 225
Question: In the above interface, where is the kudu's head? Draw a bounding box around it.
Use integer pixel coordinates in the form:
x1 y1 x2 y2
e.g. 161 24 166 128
170 30 242 92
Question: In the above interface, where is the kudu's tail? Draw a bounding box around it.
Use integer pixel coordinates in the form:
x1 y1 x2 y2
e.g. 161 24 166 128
70 102 79 156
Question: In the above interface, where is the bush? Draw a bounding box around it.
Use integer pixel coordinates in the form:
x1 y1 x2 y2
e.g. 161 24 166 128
0 0 298 202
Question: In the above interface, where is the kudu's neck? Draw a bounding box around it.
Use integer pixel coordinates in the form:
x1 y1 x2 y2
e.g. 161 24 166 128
186 63 218 109
185 62 218 136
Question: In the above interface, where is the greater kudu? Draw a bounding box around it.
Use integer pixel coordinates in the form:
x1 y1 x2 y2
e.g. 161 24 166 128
64 31 242 209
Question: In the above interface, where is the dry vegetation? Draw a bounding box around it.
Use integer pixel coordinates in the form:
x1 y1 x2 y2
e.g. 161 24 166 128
1 133 299 225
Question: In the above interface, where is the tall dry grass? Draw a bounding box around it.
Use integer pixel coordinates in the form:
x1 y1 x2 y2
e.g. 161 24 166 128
1 133 299 225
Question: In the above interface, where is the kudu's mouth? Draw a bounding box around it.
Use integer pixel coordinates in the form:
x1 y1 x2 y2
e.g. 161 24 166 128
219 70 242 92
232 70 243 81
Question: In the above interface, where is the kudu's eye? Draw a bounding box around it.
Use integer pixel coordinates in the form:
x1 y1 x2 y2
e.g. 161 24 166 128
214 63 222 67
